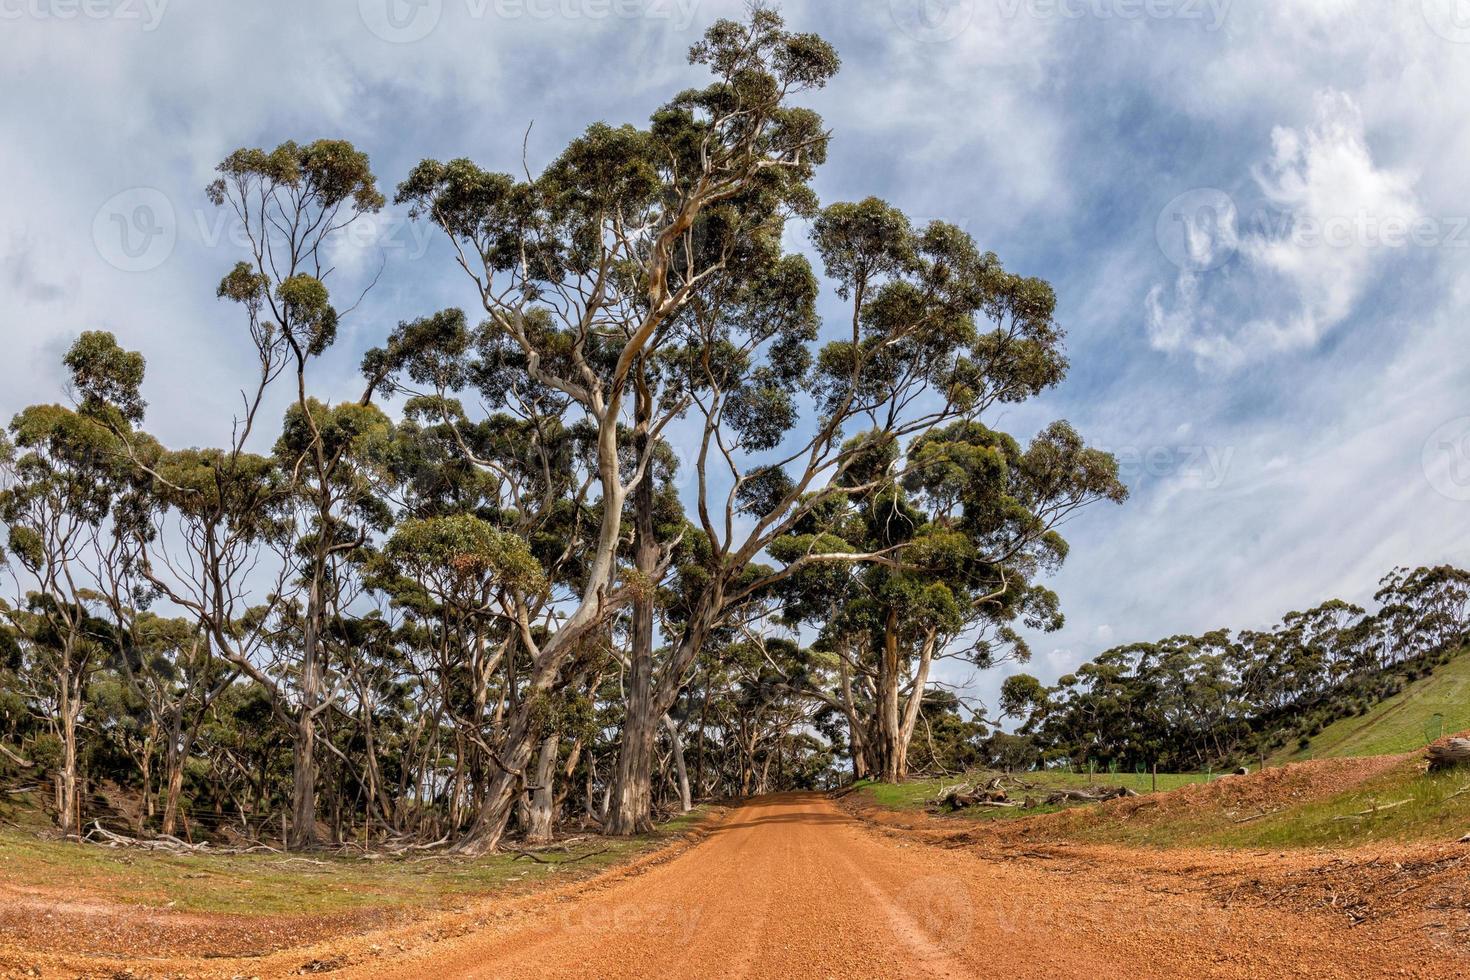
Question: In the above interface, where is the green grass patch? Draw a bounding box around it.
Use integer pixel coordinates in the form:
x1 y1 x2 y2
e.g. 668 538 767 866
852 769 1211 822
0 808 708 916
1056 758 1470 849
1213 767 1470 848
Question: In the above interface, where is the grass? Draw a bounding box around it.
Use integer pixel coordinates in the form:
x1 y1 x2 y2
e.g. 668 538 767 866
1210 766 1470 848
1052 757 1470 849
1275 649 1470 763
0 808 709 916
855 757 1470 849
852 769 1212 822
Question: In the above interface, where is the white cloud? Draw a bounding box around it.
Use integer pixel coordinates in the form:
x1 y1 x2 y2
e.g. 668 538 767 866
1146 90 1422 369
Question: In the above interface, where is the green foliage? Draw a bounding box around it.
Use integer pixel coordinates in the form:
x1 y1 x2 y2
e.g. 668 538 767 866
63 331 146 425
207 139 384 214
383 513 546 595
1018 566 1470 772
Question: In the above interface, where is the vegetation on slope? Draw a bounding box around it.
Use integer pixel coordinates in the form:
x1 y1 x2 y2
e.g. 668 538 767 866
1274 648 1470 762
850 769 1211 822
1021 753 1470 848
998 566 1470 772
858 750 1470 850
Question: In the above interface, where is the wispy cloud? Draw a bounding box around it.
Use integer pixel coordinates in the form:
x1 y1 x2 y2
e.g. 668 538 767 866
1147 91 1423 370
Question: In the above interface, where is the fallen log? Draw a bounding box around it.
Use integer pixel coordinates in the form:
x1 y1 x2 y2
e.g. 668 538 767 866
1428 738 1470 771
1044 786 1139 805
933 782 1013 810
0 742 34 768
84 820 211 853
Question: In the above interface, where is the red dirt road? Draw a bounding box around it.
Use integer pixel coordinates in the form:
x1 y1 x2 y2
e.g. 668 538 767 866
6 791 1469 978
337 792 1467 979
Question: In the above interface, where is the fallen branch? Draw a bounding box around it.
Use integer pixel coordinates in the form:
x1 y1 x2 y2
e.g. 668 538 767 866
511 847 609 865
1331 799 1411 821
0 743 34 768
1044 786 1139 805
84 821 210 853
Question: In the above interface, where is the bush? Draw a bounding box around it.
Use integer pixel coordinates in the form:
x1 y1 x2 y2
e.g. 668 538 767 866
28 734 61 774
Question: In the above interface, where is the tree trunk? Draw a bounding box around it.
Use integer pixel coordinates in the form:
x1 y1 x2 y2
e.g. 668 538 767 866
877 607 903 783
289 707 316 850
58 680 81 836
606 696 656 835
606 401 659 837
452 707 538 854
525 734 560 844
694 678 710 799
289 575 324 850
838 647 871 781
894 628 937 781
159 717 191 838
664 715 691 813
360 705 396 834
139 726 156 828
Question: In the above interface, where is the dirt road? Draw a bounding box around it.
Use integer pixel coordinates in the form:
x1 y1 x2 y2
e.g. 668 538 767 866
333 792 1466 979
5 792 1467 977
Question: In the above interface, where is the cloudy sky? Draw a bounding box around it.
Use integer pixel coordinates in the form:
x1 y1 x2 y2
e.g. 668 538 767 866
4 0 1470 715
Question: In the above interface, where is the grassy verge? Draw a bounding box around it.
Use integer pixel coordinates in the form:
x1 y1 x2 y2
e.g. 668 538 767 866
850 769 1212 822
0 808 709 916
1061 759 1470 849
851 757 1470 849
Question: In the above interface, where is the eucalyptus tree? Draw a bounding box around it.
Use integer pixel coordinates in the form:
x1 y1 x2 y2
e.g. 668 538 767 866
1374 565 1470 663
601 169 1107 819
774 412 1125 782
367 514 545 828
136 138 398 848
390 9 841 851
0 332 149 835
95 609 237 835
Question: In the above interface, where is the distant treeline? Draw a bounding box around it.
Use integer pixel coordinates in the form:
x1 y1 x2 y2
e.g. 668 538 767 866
996 565 1470 771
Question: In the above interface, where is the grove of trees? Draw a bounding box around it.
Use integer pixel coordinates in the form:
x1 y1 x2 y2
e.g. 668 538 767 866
0 10 1126 851
1001 565 1470 772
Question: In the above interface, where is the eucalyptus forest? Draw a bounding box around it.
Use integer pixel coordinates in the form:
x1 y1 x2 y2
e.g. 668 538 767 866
0 11 1128 853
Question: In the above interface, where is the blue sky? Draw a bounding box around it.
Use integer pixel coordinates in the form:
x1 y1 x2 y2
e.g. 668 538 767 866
4 0 1470 717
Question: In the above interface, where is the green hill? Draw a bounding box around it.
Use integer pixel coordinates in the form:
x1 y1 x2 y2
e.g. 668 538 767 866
1274 647 1470 763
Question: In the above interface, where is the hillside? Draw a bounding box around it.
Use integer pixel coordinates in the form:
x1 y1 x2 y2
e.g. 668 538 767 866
854 750 1470 850
1274 647 1470 763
